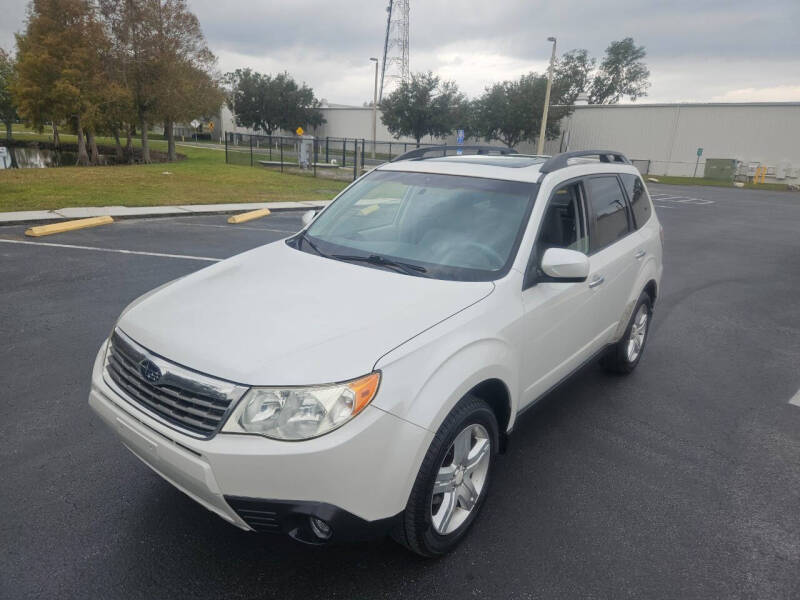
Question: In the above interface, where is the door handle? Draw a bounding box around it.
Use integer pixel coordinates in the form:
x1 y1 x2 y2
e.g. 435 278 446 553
634 249 646 259
588 275 605 288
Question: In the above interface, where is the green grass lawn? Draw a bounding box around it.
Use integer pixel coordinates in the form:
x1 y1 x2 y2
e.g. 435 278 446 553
645 174 791 192
1 130 348 212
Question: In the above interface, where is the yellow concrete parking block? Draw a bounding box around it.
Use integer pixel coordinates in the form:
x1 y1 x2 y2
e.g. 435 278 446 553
24 216 114 237
227 208 272 224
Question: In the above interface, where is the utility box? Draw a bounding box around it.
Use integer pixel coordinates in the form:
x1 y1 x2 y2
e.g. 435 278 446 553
299 135 314 169
704 158 737 182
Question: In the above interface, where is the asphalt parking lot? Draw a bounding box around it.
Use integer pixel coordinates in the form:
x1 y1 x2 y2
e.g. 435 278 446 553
1 184 799 599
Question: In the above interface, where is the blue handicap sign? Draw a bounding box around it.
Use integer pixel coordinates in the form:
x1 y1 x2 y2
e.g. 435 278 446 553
456 129 465 144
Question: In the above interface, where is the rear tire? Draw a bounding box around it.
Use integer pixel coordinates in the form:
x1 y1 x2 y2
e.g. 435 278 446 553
392 395 499 557
602 291 652 374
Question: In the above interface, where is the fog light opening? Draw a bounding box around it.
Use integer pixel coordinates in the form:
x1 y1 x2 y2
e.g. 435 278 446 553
309 516 332 540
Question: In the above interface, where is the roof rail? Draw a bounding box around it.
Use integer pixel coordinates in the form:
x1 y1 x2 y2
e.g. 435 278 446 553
391 145 518 162
538 150 631 174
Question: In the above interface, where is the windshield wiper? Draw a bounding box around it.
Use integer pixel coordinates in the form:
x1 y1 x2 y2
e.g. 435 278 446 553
332 254 428 276
296 231 328 257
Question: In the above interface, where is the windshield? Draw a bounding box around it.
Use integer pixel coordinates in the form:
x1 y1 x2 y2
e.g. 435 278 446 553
295 170 537 282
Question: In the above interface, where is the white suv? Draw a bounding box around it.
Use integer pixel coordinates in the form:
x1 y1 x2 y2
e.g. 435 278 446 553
89 148 663 556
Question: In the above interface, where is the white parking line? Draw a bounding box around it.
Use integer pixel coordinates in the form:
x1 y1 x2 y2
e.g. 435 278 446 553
789 389 800 407
0 238 221 262
167 221 296 234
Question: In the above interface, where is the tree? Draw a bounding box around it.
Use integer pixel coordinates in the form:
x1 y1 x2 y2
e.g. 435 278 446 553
472 72 571 148
160 62 223 160
589 37 650 104
379 72 467 144
14 0 108 164
146 0 223 161
226 69 323 136
100 0 160 162
102 0 223 163
470 38 650 149
552 49 595 105
0 48 17 141
96 0 137 161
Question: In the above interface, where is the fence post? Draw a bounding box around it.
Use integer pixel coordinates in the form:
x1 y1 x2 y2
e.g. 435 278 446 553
361 139 365 169
325 137 329 163
342 139 346 168
269 135 272 160
388 141 392 159
280 138 283 173
353 139 358 181
404 143 408 153
249 135 253 167
224 132 228 164
314 139 318 177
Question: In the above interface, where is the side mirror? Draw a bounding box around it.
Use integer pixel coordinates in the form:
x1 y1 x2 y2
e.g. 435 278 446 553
301 210 316 227
540 248 589 282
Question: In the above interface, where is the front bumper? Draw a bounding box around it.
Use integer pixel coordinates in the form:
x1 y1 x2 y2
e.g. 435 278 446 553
88 343 432 541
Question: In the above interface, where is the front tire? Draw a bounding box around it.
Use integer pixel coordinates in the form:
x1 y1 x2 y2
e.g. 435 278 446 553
392 395 498 557
602 291 652 374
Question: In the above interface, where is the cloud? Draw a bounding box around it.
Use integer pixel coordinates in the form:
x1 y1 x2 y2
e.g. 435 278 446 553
2 0 799 105
712 86 800 102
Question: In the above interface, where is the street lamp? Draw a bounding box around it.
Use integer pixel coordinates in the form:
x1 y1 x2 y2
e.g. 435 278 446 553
370 57 379 159
537 37 557 156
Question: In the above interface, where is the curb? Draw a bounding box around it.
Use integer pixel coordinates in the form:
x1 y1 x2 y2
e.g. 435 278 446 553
0 201 329 227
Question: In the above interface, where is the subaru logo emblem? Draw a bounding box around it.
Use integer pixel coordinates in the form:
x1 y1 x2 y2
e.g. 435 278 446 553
139 359 162 384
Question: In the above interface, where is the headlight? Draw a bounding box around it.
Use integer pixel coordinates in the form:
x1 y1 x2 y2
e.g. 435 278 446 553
221 372 380 441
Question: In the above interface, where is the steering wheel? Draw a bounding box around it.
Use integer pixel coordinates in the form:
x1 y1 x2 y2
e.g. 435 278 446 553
439 240 504 269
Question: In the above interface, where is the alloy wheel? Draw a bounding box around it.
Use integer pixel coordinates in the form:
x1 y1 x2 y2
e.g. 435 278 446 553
430 423 491 535
626 304 649 362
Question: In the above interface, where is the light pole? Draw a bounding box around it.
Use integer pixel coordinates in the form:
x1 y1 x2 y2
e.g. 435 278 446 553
537 37 557 156
370 57 379 159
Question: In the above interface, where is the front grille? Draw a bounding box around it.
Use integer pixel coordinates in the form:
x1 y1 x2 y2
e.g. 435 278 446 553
104 329 247 438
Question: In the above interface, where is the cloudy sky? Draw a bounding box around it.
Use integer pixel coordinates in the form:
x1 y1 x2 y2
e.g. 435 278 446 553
2 0 799 105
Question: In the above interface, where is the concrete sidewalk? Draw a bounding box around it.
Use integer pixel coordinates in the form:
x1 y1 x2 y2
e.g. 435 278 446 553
0 200 330 226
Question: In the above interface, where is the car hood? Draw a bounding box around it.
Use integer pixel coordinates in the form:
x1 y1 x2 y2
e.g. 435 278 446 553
117 240 494 385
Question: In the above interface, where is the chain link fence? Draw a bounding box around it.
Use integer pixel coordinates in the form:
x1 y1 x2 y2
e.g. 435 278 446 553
225 132 446 181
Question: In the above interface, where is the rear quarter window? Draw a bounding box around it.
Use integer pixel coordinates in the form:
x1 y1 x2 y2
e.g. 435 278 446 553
620 173 652 229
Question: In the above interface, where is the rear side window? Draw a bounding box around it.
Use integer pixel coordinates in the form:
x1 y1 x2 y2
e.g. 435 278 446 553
585 176 631 252
620 174 652 229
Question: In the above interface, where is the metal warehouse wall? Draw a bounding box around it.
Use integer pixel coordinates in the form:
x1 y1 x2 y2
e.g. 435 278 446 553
220 100 800 182
554 103 800 181
313 107 424 144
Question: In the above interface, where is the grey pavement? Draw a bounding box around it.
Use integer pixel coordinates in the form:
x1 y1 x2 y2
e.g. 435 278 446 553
0 186 799 599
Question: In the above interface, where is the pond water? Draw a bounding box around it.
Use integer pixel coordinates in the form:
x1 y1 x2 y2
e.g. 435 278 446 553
0 146 112 169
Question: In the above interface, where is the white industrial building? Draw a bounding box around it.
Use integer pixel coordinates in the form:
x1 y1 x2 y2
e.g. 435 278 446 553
216 102 420 144
540 102 800 181
213 101 800 183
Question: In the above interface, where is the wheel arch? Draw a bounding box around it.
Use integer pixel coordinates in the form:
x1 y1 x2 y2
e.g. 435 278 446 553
643 279 658 304
466 378 512 453
374 335 520 446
